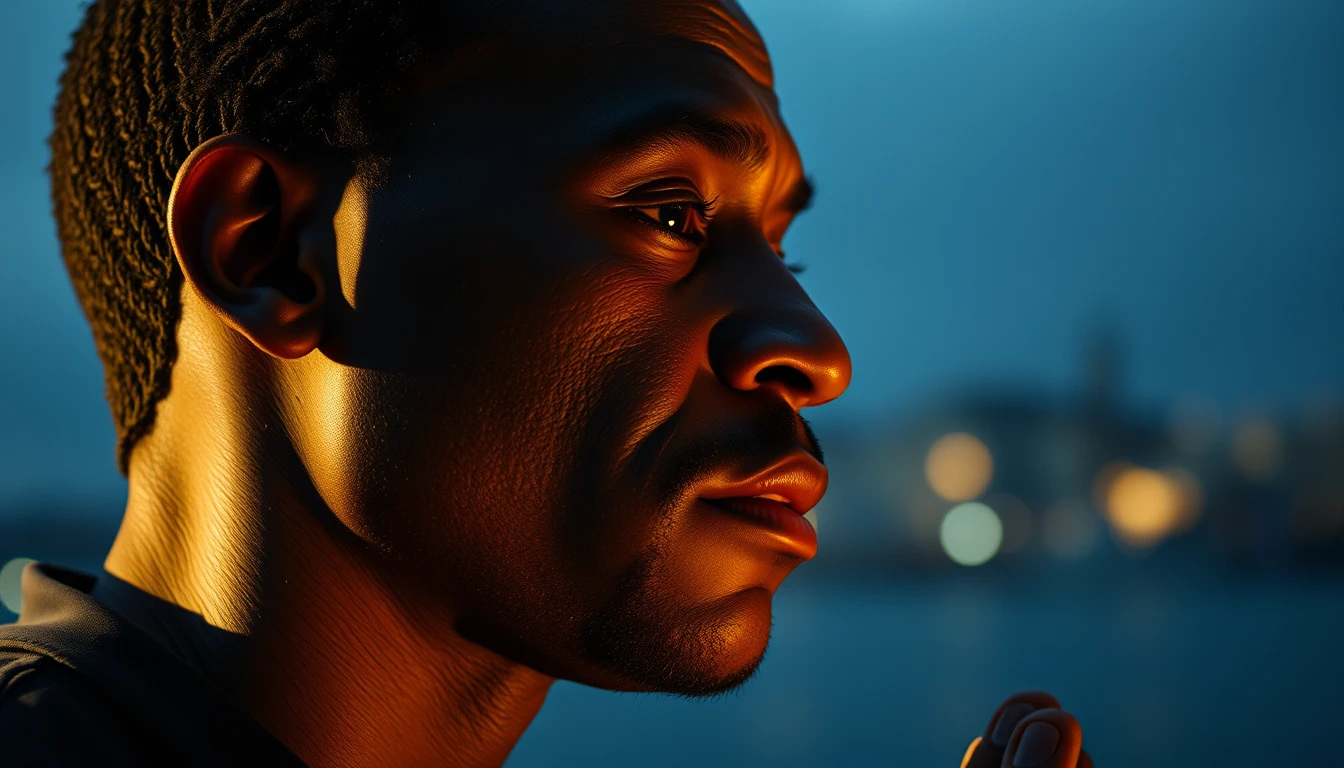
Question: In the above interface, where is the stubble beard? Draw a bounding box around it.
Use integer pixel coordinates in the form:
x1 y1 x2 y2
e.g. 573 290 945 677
576 535 770 699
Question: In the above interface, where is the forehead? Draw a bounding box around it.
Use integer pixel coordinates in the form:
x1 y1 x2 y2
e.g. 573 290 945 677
462 0 771 82
406 0 799 172
586 0 774 89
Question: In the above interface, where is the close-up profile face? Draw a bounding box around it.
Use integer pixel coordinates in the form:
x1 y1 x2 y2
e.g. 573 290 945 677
9 0 1342 765
282 0 851 696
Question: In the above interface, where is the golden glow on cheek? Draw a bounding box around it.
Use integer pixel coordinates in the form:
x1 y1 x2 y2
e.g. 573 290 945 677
290 360 384 543
333 179 370 310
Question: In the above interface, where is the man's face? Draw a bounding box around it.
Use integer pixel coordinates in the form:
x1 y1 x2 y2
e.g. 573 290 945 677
296 0 850 695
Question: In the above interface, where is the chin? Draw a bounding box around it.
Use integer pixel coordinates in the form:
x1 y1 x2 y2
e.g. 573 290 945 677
580 585 776 698
674 586 774 698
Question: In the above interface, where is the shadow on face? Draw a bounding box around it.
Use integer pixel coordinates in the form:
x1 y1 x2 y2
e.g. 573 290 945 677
295 0 853 696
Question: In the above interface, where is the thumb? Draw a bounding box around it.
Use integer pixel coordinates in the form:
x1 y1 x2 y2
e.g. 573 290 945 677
999 709 1083 767
962 691 1062 768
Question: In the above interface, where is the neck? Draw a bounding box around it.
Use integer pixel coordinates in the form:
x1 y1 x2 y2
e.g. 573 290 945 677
99 313 553 767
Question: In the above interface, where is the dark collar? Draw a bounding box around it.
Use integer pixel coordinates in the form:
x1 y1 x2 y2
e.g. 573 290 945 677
1 562 306 767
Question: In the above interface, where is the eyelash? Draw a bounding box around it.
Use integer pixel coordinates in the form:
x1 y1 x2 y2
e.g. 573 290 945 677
622 196 808 274
623 197 718 246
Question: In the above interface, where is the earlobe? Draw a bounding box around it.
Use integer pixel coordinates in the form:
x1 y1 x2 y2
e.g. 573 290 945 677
168 134 329 359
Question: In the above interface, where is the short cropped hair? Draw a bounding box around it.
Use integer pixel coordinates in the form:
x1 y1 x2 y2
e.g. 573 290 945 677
50 0 441 472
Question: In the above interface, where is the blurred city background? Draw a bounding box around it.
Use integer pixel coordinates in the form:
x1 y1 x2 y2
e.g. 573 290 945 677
2 0 1341 765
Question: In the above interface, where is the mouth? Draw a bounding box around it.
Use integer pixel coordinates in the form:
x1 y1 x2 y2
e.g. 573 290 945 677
697 453 826 560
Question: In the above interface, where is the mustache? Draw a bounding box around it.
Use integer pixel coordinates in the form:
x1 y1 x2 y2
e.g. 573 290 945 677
660 404 824 504
801 416 824 464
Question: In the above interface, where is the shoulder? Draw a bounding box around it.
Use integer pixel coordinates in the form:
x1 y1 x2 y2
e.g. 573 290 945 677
0 648 167 765
0 647 46 691
1 647 97 715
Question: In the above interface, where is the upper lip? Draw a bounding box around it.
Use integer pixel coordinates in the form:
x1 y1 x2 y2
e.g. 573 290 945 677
697 452 828 514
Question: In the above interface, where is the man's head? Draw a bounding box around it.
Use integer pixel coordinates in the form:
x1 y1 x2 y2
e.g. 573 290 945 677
52 0 850 697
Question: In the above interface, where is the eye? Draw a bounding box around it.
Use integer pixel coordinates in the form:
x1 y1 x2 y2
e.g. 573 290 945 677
624 198 716 245
636 204 698 236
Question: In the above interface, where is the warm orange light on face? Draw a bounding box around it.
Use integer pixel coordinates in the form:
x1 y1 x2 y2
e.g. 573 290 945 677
924 433 994 502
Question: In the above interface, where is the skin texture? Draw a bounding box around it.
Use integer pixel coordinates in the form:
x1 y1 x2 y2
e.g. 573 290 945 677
91 1 1090 765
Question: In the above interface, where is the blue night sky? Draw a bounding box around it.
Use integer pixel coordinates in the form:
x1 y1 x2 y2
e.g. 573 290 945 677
1 0 1341 504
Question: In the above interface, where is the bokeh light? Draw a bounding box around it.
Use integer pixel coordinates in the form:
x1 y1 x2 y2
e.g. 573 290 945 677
924 433 994 502
0 557 36 614
1102 467 1183 548
939 502 1003 566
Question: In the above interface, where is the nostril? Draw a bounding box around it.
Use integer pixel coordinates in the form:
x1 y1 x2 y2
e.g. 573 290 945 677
708 310 851 407
755 364 812 394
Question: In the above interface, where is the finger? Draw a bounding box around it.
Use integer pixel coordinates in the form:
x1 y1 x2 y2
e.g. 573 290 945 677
962 692 1063 768
1000 708 1083 768
960 737 984 768
1076 750 1093 768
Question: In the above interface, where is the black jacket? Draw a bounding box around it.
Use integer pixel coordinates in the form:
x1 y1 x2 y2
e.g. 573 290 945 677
0 562 306 767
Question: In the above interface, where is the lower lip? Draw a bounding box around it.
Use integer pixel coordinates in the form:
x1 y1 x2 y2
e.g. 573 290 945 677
700 497 818 559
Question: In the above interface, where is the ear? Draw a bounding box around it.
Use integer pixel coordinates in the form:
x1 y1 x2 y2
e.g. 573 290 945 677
168 134 330 359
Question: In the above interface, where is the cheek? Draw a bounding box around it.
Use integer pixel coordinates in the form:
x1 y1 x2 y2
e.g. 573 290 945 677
544 281 711 584
293 358 577 628
297 259 706 627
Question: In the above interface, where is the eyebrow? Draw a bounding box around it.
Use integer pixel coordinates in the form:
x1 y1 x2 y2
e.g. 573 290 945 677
595 105 815 216
597 106 772 175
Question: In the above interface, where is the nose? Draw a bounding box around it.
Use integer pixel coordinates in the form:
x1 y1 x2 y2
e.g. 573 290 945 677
709 298 852 410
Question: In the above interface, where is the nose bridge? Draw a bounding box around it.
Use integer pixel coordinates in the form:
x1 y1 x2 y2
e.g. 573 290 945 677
708 276 852 409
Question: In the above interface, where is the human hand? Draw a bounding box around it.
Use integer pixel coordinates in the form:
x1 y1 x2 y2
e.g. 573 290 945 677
959 691 1093 768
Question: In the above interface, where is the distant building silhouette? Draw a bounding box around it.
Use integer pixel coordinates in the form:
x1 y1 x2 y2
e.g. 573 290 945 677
814 329 1344 574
